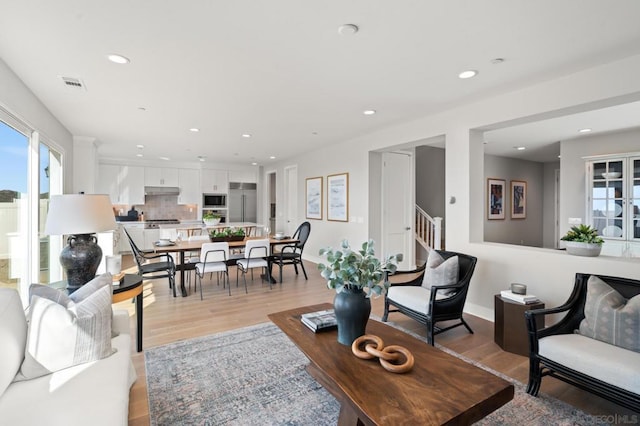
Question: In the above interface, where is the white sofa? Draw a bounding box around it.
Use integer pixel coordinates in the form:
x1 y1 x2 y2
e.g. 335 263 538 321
0 288 136 426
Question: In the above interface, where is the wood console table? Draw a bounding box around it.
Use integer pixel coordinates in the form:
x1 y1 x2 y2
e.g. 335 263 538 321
269 303 514 425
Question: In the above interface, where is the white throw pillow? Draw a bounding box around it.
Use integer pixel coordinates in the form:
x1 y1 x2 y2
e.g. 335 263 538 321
13 277 115 381
421 251 459 295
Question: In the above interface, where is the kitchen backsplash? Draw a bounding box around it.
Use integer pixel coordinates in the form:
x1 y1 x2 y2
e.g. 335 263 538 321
115 195 198 220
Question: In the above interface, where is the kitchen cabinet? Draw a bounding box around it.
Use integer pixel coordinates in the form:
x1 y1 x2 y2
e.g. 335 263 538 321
228 169 257 183
201 169 228 193
143 229 160 251
97 164 145 205
178 168 200 204
145 167 179 187
119 223 144 253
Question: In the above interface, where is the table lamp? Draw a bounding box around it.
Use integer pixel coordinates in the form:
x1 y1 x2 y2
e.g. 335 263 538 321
45 194 116 291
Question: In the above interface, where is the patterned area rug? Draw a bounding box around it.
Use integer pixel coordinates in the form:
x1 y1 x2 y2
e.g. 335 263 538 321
145 321 604 426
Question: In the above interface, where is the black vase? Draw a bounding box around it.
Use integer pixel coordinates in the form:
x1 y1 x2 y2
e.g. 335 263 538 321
333 287 371 346
59 234 103 292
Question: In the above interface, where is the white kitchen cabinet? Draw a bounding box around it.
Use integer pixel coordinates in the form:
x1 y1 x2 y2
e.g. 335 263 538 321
143 229 160 251
145 167 179 187
119 223 144 253
201 169 228 193
228 169 257 183
97 164 145 205
178 168 201 204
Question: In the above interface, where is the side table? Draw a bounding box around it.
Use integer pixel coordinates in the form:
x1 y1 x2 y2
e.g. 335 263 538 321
494 295 544 356
50 274 144 352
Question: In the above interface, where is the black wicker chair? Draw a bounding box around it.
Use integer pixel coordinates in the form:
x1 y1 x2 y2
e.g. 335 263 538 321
122 227 176 296
271 221 310 283
525 273 640 412
382 250 477 345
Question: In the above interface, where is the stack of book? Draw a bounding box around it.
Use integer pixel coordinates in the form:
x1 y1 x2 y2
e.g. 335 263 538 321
500 290 539 304
301 309 338 332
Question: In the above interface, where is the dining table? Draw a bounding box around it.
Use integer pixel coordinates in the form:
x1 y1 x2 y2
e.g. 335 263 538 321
152 236 298 297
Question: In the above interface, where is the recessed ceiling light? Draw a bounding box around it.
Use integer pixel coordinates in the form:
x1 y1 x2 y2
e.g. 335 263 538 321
579 128 592 133
515 146 526 151
136 154 143 157
197 156 206 162
107 54 130 64
269 156 276 160
490 58 504 65
458 70 478 79
138 107 146 111
159 156 170 161
338 24 359 36
242 134 252 138
312 131 319 135
189 128 200 133
363 110 376 115
251 162 258 166
136 144 144 149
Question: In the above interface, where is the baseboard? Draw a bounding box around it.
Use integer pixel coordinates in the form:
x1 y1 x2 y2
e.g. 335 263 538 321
464 302 494 323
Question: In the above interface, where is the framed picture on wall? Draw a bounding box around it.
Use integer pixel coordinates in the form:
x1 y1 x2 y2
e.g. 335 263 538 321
487 178 506 220
327 172 349 222
511 180 527 219
305 176 323 220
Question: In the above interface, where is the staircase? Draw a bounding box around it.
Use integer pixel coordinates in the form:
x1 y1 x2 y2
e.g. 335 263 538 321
415 205 442 251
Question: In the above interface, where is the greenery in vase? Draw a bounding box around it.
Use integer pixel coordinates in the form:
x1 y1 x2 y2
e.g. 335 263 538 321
317 239 402 297
209 227 245 238
560 224 604 244
203 212 221 220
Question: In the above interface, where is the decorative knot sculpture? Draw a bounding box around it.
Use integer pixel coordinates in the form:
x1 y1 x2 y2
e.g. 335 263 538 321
351 334 414 374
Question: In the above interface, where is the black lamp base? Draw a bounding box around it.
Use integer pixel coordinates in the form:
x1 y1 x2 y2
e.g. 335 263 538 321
59 233 103 291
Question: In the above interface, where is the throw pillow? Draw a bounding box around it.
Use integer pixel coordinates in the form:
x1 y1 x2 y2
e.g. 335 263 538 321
578 276 640 352
421 250 459 295
13 281 115 381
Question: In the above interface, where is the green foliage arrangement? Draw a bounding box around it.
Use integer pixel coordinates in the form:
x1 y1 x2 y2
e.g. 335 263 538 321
203 211 221 220
317 239 403 297
209 227 245 239
560 224 604 244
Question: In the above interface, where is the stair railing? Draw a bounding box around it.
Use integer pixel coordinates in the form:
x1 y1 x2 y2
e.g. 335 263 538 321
415 205 442 250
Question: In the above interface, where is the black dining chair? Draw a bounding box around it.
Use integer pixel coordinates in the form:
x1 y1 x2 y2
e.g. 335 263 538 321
122 227 177 296
271 221 311 283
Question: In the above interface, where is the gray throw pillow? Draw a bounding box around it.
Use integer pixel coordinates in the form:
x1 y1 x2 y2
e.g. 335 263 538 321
421 251 459 294
578 276 640 352
13 276 116 381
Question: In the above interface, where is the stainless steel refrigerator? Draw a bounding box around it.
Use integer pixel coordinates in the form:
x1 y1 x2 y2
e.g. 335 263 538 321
228 182 257 223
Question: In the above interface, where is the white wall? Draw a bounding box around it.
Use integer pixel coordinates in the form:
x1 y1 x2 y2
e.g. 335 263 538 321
542 161 560 248
267 53 640 321
0 59 73 191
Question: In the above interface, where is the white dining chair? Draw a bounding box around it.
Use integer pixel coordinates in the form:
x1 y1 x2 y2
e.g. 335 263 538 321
236 239 270 292
195 242 230 299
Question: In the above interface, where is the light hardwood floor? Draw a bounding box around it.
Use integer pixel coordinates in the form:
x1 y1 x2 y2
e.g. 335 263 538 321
116 257 634 425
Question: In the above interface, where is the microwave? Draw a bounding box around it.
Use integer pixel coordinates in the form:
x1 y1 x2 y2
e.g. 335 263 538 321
203 193 227 208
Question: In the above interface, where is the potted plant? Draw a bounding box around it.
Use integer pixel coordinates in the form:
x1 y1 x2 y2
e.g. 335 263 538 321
561 224 604 257
209 227 245 242
203 212 221 226
318 239 402 345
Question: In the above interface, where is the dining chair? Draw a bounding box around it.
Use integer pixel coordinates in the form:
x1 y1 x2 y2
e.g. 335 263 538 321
271 221 311 283
195 242 230 299
236 238 270 292
183 234 210 292
122 227 177 296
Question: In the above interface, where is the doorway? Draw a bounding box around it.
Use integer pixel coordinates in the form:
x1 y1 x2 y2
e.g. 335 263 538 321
283 165 298 236
265 170 276 235
382 151 413 270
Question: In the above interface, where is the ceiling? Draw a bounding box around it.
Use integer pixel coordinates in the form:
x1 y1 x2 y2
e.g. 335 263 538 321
1 1 640 166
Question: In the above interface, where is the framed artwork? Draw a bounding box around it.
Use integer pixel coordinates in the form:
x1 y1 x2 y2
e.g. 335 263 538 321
511 180 527 219
305 176 323 220
487 178 506 220
327 172 349 222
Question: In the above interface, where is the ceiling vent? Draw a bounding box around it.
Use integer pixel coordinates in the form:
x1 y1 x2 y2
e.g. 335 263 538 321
60 76 86 90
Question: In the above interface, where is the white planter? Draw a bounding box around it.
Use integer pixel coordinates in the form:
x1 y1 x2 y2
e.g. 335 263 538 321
204 218 221 226
565 241 602 257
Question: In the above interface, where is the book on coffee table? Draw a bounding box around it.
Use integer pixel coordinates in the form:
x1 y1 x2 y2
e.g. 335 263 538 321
500 290 539 304
301 309 337 332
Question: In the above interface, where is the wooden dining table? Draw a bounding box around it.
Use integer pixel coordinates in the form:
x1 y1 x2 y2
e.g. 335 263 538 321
152 236 298 297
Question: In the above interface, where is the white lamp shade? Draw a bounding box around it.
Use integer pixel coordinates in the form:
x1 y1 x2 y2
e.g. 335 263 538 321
45 194 116 235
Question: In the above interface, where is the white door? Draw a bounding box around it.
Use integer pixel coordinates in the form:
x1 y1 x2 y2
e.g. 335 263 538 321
382 152 413 269
284 166 298 236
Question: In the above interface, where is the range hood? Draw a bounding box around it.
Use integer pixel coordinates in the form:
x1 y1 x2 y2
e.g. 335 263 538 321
144 186 180 196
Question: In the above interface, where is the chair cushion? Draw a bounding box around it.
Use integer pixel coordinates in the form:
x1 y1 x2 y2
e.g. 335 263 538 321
13 278 115 381
578 276 640 352
387 285 449 315
422 251 459 294
0 289 27 397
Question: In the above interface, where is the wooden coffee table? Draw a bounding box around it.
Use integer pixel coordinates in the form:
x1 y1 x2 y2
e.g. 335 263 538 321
269 303 514 425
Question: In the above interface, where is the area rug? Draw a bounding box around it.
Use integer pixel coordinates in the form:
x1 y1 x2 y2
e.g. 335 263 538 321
145 322 604 426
